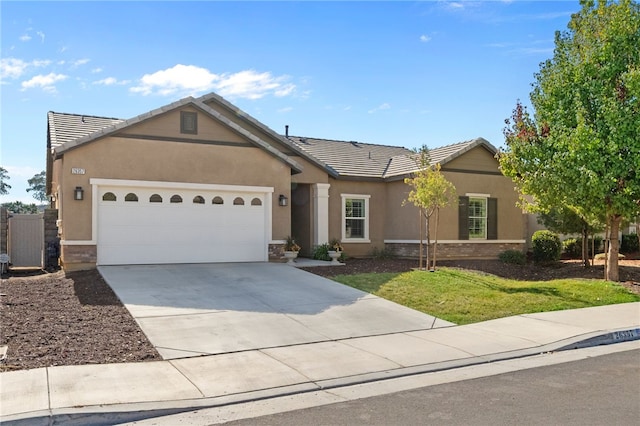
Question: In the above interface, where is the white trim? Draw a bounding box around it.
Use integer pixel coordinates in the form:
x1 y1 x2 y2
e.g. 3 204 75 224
341 194 371 243
90 178 274 194
384 239 526 244
61 240 96 245
465 192 491 198
314 183 330 245
270 239 286 244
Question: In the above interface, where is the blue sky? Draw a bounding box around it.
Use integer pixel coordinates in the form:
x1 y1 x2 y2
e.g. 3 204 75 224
1 0 580 203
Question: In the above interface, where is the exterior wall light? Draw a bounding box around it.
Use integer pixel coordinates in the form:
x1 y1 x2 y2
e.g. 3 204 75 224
278 194 288 207
74 186 84 201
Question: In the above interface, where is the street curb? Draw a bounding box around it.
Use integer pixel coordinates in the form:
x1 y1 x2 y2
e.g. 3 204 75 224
2 327 639 426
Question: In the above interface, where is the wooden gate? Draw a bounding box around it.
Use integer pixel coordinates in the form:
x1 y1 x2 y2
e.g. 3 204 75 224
8 214 44 268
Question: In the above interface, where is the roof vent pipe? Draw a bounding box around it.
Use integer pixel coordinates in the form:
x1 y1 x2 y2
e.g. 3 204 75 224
285 125 289 137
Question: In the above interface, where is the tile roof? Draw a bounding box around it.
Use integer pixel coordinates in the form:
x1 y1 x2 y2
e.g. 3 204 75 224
48 112 123 149
288 136 497 180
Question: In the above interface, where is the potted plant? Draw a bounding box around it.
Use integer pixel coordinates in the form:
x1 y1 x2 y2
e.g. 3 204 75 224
283 236 301 264
328 238 343 264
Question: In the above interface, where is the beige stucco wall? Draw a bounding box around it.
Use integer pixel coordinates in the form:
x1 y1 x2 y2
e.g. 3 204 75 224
328 179 388 257
291 156 329 185
383 147 524 242
56 109 293 245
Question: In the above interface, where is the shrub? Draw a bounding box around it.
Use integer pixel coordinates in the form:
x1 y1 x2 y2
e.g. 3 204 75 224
621 233 639 253
575 236 603 256
532 230 562 263
312 243 331 261
312 243 346 261
562 238 580 258
499 249 526 265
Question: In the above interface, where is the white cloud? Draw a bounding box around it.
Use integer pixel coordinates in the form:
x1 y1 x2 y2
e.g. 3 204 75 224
130 64 296 99
1 58 29 79
91 67 103 74
4 165 41 179
368 103 391 114
277 107 293 113
0 58 51 80
93 77 130 86
37 31 45 43
420 35 432 43
21 73 67 92
70 58 90 68
19 34 32 42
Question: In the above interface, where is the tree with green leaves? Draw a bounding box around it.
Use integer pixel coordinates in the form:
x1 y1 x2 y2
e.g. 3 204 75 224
1 201 39 214
0 167 10 195
404 147 457 271
499 0 640 281
27 170 47 203
537 206 603 267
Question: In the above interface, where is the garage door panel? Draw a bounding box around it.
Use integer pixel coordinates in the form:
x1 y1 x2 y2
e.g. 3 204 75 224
97 185 270 265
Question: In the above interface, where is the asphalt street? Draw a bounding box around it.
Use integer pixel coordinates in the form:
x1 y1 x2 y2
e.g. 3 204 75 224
223 348 640 426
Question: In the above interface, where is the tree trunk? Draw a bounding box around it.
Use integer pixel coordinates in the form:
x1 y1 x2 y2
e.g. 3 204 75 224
581 223 590 267
605 215 622 282
432 208 439 271
419 209 423 270
425 214 431 271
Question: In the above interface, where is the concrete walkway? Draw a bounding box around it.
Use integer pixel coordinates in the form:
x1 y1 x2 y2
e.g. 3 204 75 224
1 302 638 425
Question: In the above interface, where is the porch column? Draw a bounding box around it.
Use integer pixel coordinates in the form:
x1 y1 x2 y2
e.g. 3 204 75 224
313 183 330 246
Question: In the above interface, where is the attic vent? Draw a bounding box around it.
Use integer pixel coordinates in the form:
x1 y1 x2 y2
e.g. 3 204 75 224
180 111 198 135
351 141 360 147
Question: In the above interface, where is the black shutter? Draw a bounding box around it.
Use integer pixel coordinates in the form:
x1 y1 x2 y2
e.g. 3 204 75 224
458 196 469 240
487 198 498 240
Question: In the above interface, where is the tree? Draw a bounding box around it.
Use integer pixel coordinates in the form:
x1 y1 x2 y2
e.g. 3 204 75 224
404 147 457 271
0 167 10 195
1 201 39 214
27 170 47 203
537 206 603 266
499 0 640 281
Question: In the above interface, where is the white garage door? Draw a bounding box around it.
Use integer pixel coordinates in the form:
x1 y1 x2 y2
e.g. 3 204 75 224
96 183 271 265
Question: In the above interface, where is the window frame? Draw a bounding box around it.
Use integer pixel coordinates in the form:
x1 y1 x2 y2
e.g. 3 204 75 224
341 194 371 243
467 196 488 239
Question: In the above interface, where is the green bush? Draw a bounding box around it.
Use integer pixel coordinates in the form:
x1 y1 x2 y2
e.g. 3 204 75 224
499 249 526 265
562 238 581 258
532 230 562 263
621 233 639 253
313 243 346 261
312 243 331 261
576 236 603 256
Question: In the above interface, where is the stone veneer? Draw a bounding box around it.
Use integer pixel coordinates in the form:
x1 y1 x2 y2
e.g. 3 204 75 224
269 242 286 262
60 244 97 270
387 242 525 260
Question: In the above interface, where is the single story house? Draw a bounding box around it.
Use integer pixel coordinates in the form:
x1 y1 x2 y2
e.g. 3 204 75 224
46 92 525 270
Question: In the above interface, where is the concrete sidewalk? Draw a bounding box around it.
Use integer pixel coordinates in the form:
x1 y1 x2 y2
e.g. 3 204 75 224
1 302 639 425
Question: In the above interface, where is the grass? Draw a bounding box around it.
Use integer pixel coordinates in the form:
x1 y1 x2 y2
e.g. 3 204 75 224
332 267 640 325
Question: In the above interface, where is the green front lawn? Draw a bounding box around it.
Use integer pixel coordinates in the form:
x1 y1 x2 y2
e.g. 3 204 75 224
332 268 640 325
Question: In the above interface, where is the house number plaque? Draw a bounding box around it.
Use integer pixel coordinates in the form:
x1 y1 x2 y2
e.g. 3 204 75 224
71 168 86 175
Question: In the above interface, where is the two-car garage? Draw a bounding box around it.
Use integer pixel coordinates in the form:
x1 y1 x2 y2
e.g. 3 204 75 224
93 179 273 265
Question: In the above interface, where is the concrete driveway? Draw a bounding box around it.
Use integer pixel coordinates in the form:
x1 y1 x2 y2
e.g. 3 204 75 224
98 263 453 359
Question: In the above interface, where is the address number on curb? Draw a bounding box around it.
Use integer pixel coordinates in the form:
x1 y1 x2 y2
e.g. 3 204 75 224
612 329 640 341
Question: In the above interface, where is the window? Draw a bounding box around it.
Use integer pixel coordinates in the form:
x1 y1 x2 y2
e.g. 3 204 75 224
170 194 183 203
212 196 224 205
193 195 205 204
341 194 370 242
251 197 262 206
180 111 197 134
459 196 497 240
149 194 163 203
102 192 116 201
468 197 487 239
124 193 139 202
233 197 245 206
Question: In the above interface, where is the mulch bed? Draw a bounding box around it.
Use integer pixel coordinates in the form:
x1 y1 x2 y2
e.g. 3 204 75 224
1 256 638 372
